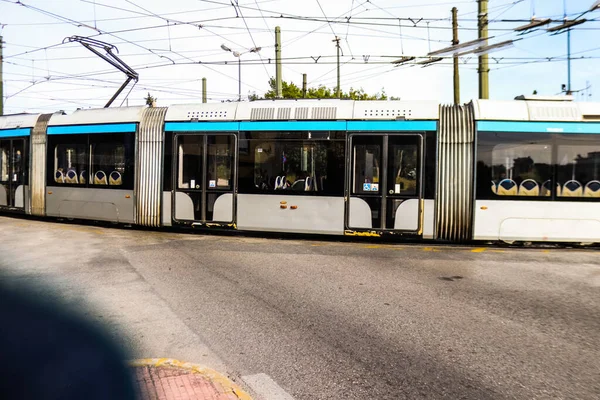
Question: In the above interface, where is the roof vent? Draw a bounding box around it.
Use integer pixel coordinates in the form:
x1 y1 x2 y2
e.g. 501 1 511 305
528 104 579 121
311 107 337 119
295 107 310 119
277 108 291 120
251 108 275 120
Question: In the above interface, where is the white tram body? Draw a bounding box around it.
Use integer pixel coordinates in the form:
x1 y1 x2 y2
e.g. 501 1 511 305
473 99 600 243
0 97 598 244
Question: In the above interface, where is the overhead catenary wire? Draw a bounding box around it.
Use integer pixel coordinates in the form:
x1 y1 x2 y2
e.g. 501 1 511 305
2 0 598 111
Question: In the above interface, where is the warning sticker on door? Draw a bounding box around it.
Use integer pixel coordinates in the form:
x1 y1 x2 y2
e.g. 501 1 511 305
209 180 216 188
371 184 379 191
363 183 371 191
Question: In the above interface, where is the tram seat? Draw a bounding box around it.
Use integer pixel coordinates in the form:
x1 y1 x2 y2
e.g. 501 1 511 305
491 181 498 195
80 170 87 185
109 171 122 186
275 176 286 189
497 179 518 196
305 176 313 191
584 180 600 198
518 179 539 196
561 180 583 197
94 171 108 185
65 169 79 184
291 179 305 191
541 180 561 196
55 170 65 183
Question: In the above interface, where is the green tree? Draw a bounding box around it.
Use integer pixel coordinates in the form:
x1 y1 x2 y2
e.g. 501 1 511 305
253 78 399 101
145 92 157 107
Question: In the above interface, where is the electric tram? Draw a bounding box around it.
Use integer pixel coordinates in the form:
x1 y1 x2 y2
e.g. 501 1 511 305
1 97 599 244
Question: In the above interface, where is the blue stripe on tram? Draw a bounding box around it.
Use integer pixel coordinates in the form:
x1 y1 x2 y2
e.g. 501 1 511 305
47 123 137 135
0 128 31 138
477 121 600 134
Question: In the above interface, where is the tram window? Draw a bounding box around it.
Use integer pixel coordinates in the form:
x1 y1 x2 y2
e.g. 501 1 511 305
11 145 23 183
54 144 88 185
477 132 552 198
163 132 173 191
556 135 600 199
389 143 418 196
353 144 381 194
207 135 234 190
249 138 345 195
177 135 203 190
90 133 134 188
0 142 8 182
423 133 437 199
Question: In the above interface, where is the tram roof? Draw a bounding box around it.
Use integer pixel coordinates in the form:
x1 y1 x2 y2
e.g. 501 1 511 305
0 113 41 130
47 106 146 126
164 99 440 122
474 99 600 122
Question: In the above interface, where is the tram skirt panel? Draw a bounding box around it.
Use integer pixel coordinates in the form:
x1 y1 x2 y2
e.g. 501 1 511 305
135 107 168 227
435 104 475 242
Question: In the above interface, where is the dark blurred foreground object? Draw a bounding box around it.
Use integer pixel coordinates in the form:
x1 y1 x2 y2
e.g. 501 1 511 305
0 283 135 399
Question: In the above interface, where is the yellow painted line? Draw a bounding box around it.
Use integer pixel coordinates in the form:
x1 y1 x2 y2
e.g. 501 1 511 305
364 245 382 249
422 247 441 252
471 248 486 253
130 358 252 400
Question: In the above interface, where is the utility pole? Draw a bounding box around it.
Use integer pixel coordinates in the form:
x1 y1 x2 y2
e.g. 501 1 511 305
452 8 460 105
202 78 207 103
478 0 489 99
333 36 341 99
564 0 572 94
0 35 4 115
238 58 241 102
275 26 282 98
302 73 307 98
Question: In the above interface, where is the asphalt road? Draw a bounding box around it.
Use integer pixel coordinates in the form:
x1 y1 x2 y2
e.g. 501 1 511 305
1 216 599 400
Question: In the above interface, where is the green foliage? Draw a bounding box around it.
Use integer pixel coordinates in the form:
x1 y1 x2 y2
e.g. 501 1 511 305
253 78 399 101
145 92 157 107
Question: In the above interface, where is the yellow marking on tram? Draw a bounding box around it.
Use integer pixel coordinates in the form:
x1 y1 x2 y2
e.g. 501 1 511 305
344 230 381 237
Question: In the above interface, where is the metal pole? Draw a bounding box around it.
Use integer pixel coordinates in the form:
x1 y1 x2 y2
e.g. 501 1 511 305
452 7 460 105
0 35 4 115
238 58 241 102
567 29 572 94
275 26 282 98
478 0 489 99
334 36 341 99
202 78 207 103
302 73 307 98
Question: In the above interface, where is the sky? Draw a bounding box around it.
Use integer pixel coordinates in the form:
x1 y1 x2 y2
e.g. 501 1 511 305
1 0 599 114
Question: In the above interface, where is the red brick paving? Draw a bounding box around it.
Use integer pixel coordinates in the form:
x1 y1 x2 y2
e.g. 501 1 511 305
133 365 241 400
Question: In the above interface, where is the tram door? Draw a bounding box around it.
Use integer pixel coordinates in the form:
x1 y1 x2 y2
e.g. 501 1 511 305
347 134 423 233
173 133 236 224
0 139 26 209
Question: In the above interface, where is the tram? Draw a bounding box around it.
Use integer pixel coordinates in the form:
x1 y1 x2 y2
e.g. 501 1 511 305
1 97 599 244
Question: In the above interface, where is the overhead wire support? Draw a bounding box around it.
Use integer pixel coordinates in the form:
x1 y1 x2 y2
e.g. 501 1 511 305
64 36 138 108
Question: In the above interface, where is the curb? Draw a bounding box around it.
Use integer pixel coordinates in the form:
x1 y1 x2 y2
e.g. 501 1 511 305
130 358 253 400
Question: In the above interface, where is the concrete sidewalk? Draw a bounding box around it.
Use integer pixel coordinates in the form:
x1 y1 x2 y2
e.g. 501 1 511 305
131 359 252 400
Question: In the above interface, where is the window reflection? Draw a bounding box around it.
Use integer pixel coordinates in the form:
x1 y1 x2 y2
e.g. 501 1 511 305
556 136 600 198
477 132 600 200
